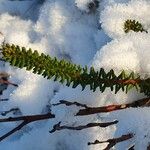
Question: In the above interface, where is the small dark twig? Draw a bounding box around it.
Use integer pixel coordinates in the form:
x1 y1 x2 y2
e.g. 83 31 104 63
88 133 134 150
0 98 9 101
0 72 18 87
50 120 118 133
0 113 55 142
0 121 28 141
0 78 18 87
53 100 89 109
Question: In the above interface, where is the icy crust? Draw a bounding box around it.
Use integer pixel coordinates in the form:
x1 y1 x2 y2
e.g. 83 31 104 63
101 0 150 39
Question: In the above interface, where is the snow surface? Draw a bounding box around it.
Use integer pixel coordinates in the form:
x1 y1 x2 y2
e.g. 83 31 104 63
0 0 149 150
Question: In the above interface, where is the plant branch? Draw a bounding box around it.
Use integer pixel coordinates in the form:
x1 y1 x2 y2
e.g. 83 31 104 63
0 112 55 142
0 72 17 87
2 43 150 96
53 100 89 109
50 120 118 133
0 78 18 87
124 20 147 33
88 133 134 150
76 97 150 116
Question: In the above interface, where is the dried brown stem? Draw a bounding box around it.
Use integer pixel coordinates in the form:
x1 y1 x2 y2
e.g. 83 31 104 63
0 121 28 141
50 120 118 133
53 97 150 116
88 133 134 150
0 113 55 141
0 72 17 86
76 97 150 116
0 97 148 144
53 100 89 109
0 79 18 87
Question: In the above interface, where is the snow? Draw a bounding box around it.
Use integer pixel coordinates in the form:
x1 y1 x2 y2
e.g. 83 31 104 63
100 0 150 39
111 108 150 149
0 0 149 150
36 0 98 65
75 0 97 12
92 32 150 76
0 0 45 21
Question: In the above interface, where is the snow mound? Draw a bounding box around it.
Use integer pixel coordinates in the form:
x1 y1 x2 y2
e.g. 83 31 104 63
101 0 150 38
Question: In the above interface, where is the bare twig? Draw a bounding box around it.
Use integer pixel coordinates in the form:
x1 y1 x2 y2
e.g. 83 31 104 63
0 72 18 87
128 145 135 150
50 120 118 133
0 121 28 141
0 99 9 101
53 100 89 109
0 113 55 141
0 96 148 145
53 97 150 116
1 108 19 116
0 113 55 123
88 133 134 150
0 78 18 87
76 97 150 116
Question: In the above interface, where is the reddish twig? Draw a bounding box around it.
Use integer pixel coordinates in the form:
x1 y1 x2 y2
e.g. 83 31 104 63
88 133 134 150
116 79 140 85
0 78 18 87
53 97 150 116
76 97 150 116
0 113 55 141
50 120 118 133
0 72 17 86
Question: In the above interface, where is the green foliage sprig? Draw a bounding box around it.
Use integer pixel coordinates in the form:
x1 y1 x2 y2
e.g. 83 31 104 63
1 43 150 96
124 19 147 33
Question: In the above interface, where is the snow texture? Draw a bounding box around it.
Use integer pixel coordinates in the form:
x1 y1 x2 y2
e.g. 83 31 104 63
0 0 149 150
